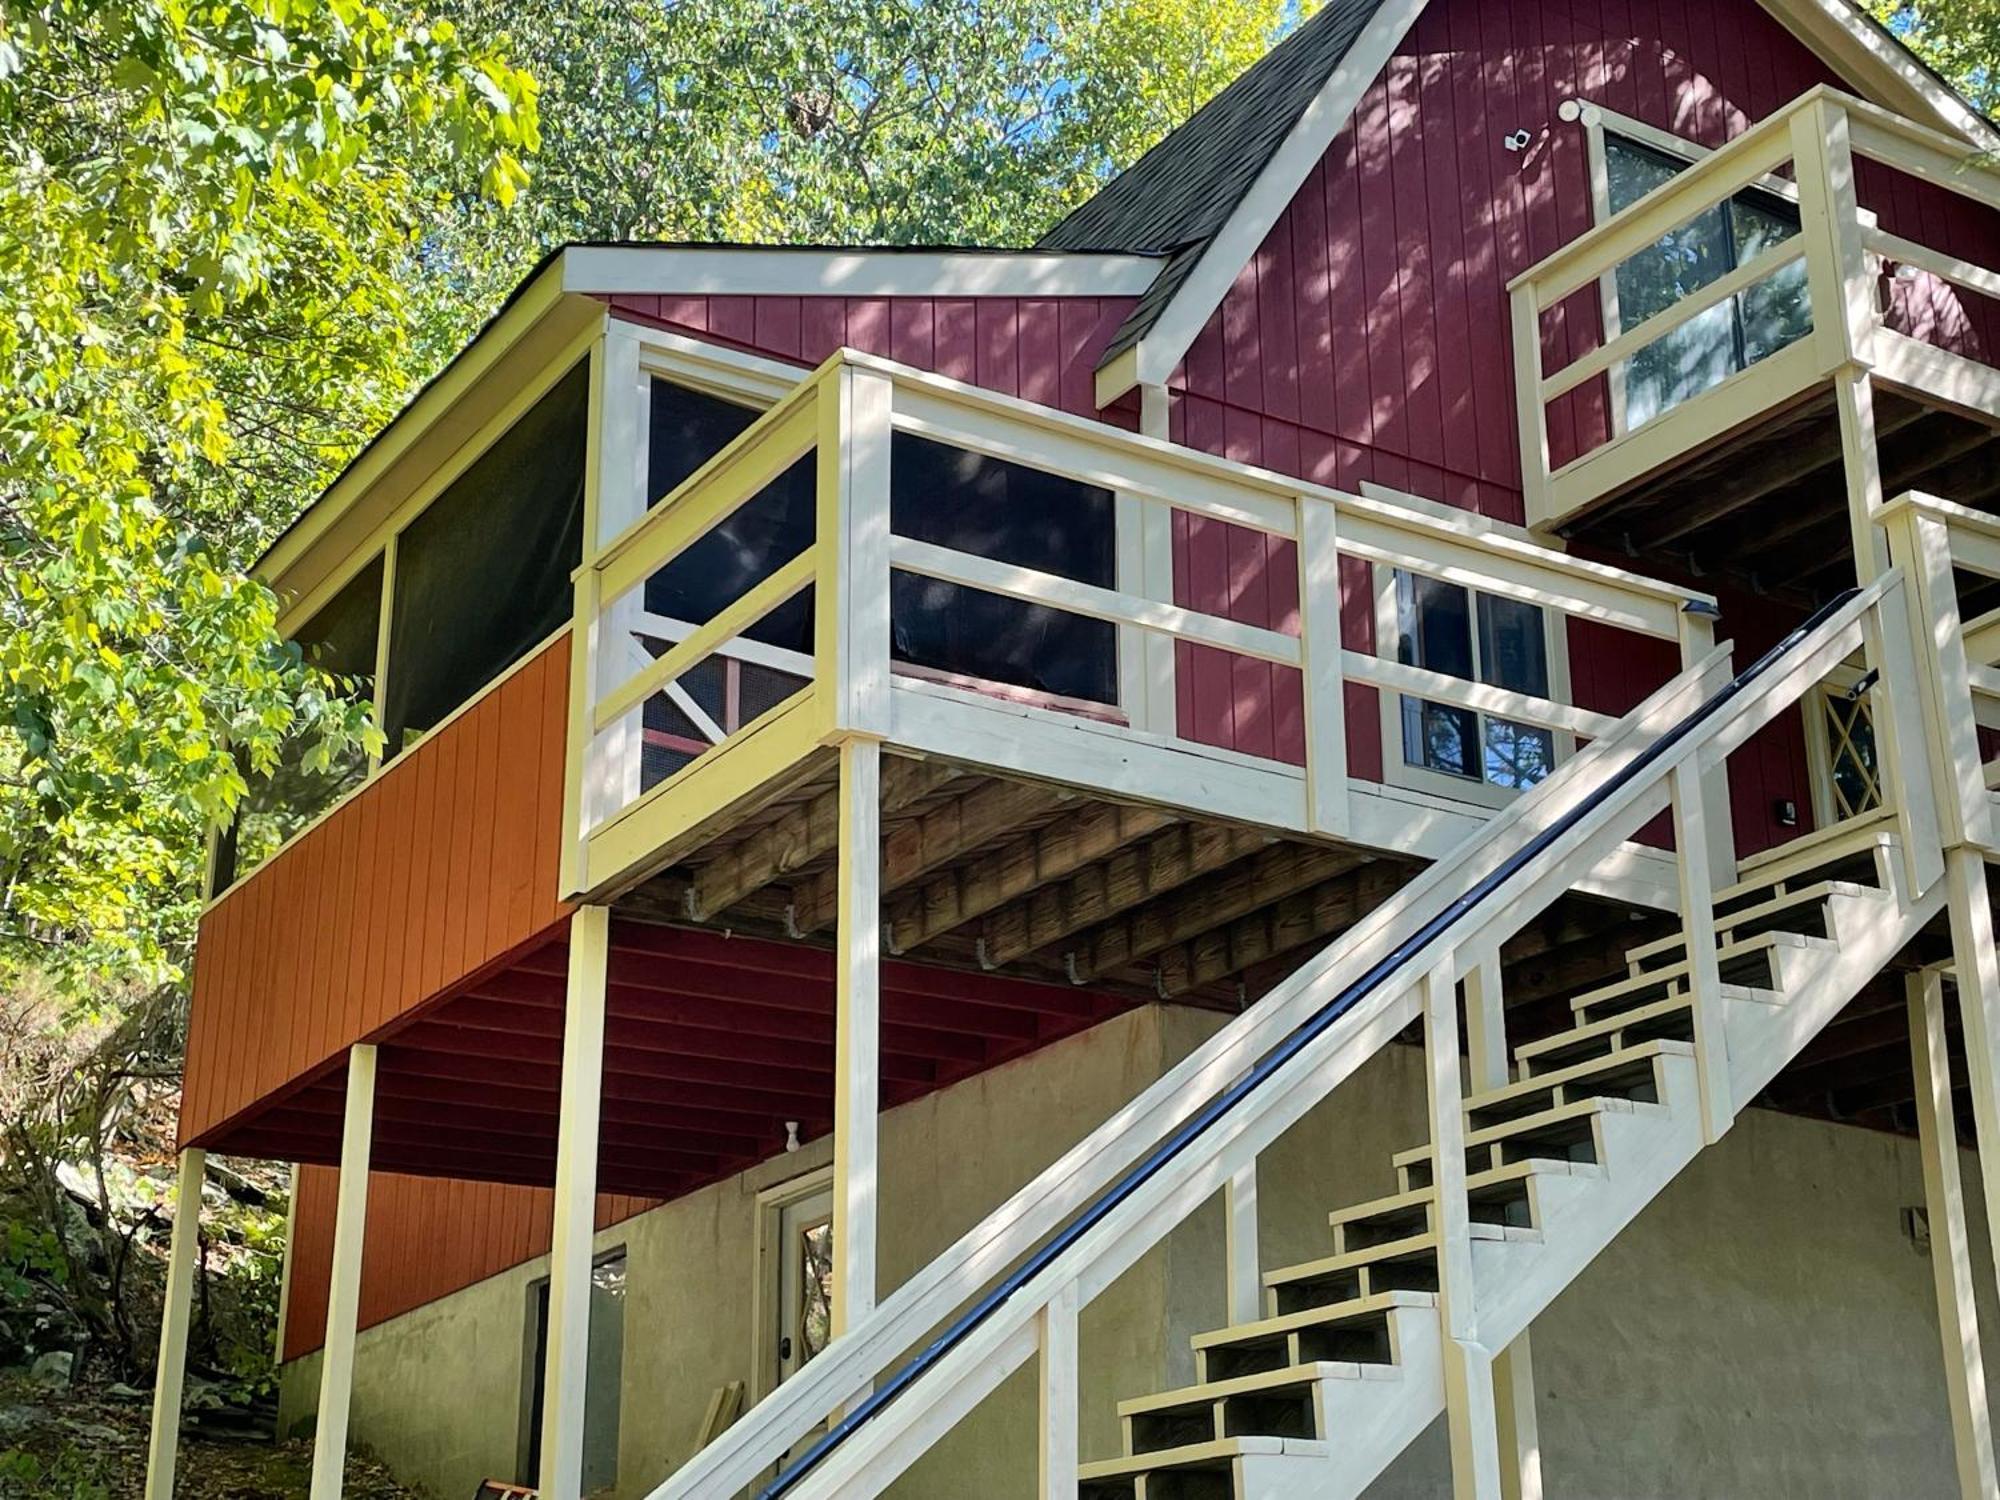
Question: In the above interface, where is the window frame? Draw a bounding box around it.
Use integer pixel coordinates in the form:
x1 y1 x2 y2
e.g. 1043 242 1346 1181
518 1244 628 1491
1372 563 1573 811
1803 659 1884 828
1570 100 1821 440
750 1165 836 1404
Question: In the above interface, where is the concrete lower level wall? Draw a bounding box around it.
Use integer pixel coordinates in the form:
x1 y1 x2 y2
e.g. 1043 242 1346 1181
282 1003 1999 1499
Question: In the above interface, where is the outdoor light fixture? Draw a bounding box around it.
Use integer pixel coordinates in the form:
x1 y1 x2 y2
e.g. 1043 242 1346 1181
1503 128 1534 151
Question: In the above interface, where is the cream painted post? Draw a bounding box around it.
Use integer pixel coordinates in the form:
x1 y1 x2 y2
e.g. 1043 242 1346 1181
1670 763 1732 1142
143 1146 205 1500
1509 283 1552 530
1945 849 2000 1305
1461 956 1543 1500
1297 493 1349 837
1676 608 1736 885
1908 968 1999 1500
1425 965 1503 1499
832 737 882 1335
310 1045 378 1500
1224 1162 1261 1326
1889 502 1992 853
1135 384 1179 738
1038 1280 1080 1499
540 907 610 1500
826 364 894 740
1862 580 1946 897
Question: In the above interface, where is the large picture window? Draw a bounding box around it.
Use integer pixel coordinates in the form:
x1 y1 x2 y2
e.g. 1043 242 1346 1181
1393 571 1557 793
1605 135 1812 429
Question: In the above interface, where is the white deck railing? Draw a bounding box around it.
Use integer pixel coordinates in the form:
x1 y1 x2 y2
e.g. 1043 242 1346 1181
1511 85 2000 532
564 346 1712 901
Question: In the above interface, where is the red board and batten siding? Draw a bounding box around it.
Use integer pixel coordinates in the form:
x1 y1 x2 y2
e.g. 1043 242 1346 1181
282 1169 655 1362
180 638 573 1149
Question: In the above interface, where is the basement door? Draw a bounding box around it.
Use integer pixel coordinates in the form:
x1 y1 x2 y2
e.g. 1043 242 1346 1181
776 1186 835 1387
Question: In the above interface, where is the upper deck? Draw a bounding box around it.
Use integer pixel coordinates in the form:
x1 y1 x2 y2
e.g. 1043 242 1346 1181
1510 87 2000 592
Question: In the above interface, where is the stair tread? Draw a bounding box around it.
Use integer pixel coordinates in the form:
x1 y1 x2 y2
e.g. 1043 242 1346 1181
1190 1290 1436 1352
1265 1223 1537 1288
1515 985 1775 1064
1622 880 1875 964
1116 1361 1397 1421
1574 930 1829 1015
1080 1435 1328 1480
1391 1094 1661 1170
1331 1158 1591 1231
1468 1038 1692 1111
1718 819 1897 904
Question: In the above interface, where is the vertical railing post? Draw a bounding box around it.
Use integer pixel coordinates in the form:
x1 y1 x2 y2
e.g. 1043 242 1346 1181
823 362 894 740
1889 501 1992 854
1224 1161 1262 1326
1425 964 1503 1499
1908 967 2000 1500
1038 1280 1080 1500
1670 763 1732 1142
1133 384 1179 738
1509 285 1553 530
143 1146 205 1500
540 908 609 1500
1297 493 1349 837
311 1044 378 1500
1862 573 1946 896
1676 606 1737 885
1461 954 1544 1500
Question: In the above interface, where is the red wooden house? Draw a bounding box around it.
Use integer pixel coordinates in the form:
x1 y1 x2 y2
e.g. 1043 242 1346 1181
144 1 2000 1497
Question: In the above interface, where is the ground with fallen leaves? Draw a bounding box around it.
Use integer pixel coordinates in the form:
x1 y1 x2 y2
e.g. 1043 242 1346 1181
0 1376 427 1499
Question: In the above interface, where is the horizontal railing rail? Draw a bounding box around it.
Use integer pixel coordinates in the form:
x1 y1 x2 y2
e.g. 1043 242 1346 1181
566 343 1715 900
653 576 1907 1500
1510 84 2000 532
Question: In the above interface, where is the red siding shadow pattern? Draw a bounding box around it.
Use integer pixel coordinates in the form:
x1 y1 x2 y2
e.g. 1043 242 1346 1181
283 1167 654 1362
182 638 573 1149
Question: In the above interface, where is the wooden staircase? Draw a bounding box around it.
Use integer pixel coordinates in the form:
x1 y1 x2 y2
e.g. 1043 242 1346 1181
1077 831 1935 1500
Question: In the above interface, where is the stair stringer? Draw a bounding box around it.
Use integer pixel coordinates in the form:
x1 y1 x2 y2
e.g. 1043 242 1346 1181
1302 873 1938 1500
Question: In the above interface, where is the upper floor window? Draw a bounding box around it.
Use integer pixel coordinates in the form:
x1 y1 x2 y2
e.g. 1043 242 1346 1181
1605 135 1812 429
1394 571 1556 793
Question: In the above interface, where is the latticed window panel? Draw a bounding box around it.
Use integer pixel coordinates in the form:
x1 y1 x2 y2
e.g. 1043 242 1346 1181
1820 689 1882 821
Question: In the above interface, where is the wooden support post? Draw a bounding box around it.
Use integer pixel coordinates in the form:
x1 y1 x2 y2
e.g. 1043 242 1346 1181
1671 762 1733 1141
1135 384 1178 738
1461 955 1544 1500
1224 1161 1261 1326
539 908 609 1500
1945 849 2000 1329
1864 587 1946 898
1425 965 1503 1500
1038 1280 1080 1500
832 738 882 1336
310 1045 377 1500
1909 968 2000 1500
1675 609 1737 885
143 1146 205 1500
1297 493 1349 837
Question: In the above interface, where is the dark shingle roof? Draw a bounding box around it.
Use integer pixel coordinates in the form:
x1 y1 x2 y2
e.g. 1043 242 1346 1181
1038 0 1391 362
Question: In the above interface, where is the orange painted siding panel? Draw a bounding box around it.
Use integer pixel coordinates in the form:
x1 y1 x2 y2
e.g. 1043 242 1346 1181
282 1165 654 1362
181 636 573 1148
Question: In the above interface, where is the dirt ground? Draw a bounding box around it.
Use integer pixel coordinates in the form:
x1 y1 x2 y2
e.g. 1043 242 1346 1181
0 1377 426 1499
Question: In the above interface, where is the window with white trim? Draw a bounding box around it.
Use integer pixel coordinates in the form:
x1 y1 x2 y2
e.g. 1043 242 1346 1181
1388 570 1560 795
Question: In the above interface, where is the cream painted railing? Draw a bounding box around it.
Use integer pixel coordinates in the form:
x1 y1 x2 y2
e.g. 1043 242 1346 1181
1510 85 2000 532
1886 491 2000 855
651 573 1928 1500
565 346 1711 901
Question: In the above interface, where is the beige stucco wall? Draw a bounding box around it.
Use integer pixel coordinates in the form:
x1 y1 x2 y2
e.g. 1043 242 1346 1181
284 1002 2000 1499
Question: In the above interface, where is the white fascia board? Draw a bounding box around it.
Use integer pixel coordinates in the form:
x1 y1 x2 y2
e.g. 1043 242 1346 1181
1759 0 2000 154
560 245 1165 300
1103 0 1433 403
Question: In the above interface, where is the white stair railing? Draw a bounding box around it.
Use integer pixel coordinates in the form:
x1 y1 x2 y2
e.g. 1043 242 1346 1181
656 576 1909 1500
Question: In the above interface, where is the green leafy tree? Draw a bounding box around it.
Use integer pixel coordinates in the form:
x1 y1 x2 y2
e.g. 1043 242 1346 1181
1869 1 1998 121
0 0 537 995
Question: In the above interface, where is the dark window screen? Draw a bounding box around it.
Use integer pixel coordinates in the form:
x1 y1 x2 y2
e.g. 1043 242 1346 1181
643 379 815 654
382 360 589 750
212 555 383 890
890 434 1117 704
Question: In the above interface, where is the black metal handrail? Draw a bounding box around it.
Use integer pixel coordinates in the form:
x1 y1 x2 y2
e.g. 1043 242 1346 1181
761 588 1859 1498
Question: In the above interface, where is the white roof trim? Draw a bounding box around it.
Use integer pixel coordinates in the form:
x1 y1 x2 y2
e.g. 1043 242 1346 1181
560 245 1164 300
1097 0 1997 407
1097 0 1432 405
1759 0 2000 153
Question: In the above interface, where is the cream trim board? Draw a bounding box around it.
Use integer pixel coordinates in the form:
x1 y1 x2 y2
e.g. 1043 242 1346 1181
1372 562 1576 812
563 245 1164 299
1100 0 1432 401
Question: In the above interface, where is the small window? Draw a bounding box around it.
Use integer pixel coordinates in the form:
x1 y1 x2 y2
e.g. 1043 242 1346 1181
1809 676 1882 825
381 359 589 752
1604 136 1811 428
522 1250 625 1491
890 434 1118 705
1395 572 1555 791
211 555 383 891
